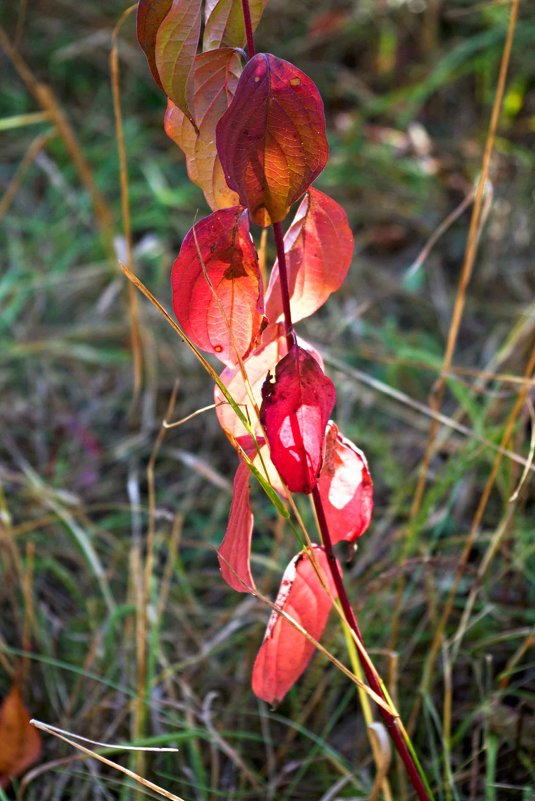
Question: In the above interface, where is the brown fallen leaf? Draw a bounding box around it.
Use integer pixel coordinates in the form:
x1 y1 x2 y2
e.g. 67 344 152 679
0 686 42 788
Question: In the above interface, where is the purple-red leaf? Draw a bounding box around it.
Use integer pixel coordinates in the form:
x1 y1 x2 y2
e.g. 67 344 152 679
164 48 242 210
252 545 338 705
215 328 325 447
317 422 373 544
218 461 256 593
203 0 268 52
216 53 329 226
171 207 263 365
155 0 202 122
260 344 335 494
137 0 174 92
265 188 354 325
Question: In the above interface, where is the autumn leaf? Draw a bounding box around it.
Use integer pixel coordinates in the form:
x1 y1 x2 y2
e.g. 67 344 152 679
260 344 335 493
317 421 373 544
155 0 202 123
137 0 174 92
203 0 268 51
218 461 256 593
164 47 242 210
216 53 329 226
252 545 338 705
215 326 324 447
215 324 287 447
265 188 354 325
0 687 41 788
171 207 264 366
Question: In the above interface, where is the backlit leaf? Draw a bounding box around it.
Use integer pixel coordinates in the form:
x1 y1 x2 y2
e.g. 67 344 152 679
265 188 354 324
0 687 41 788
171 207 263 366
317 421 373 544
252 545 338 705
164 48 242 210
260 344 335 493
218 461 256 593
216 53 329 226
137 0 173 92
215 326 324 448
203 0 268 51
155 0 202 122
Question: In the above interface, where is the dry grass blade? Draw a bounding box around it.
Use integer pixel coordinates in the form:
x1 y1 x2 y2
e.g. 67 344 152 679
324 354 534 471
30 720 186 801
0 129 55 221
110 3 143 399
410 0 521 521
0 26 115 247
29 721 179 752
368 722 392 801
408 343 535 731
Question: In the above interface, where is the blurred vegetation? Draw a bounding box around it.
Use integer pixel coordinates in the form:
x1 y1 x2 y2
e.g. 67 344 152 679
1 1 534 799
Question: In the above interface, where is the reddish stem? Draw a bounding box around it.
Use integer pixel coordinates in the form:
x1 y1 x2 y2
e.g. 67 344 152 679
312 486 431 801
271 211 430 800
272 221 295 352
241 0 256 58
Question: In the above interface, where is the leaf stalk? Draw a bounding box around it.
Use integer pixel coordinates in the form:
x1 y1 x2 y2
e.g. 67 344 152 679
241 0 256 58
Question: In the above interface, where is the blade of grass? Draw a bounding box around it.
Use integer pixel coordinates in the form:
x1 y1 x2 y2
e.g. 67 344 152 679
110 4 143 401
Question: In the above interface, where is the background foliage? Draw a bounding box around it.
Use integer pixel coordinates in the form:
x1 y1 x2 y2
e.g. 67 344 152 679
1 1 534 799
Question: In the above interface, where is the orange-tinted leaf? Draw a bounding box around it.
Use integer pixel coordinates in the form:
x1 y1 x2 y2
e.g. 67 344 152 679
155 0 202 122
165 99 200 180
218 461 256 593
260 344 335 494
164 48 242 210
265 188 354 324
171 207 263 366
216 53 329 226
0 687 41 788
137 0 173 92
318 422 373 544
252 545 338 704
215 324 287 446
203 0 268 51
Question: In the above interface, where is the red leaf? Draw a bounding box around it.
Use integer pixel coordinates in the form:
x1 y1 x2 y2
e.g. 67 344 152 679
265 188 354 325
252 545 338 705
317 422 373 544
218 461 256 593
164 48 242 210
171 207 264 366
215 327 324 448
137 0 173 92
260 344 335 494
155 0 202 122
216 53 329 226
203 0 268 51
0 687 41 788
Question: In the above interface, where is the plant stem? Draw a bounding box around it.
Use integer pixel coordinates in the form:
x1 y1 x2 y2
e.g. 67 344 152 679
241 0 256 58
272 221 295 351
312 486 431 801
270 214 431 800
